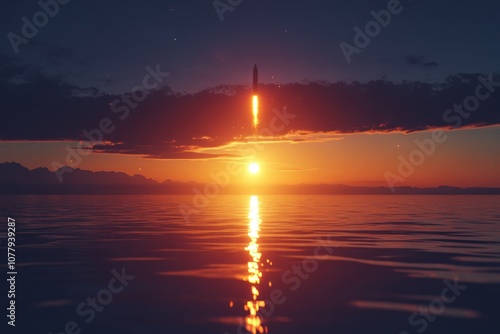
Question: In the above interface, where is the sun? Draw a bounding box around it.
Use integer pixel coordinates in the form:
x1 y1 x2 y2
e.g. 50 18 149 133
248 163 260 174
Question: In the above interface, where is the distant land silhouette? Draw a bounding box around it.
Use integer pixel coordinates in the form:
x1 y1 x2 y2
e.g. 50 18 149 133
1 162 499 195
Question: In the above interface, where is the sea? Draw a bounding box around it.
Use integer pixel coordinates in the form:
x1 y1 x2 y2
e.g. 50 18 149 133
1 195 499 334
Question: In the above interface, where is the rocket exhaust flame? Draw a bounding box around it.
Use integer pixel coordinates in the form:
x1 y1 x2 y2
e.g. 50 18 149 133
252 95 259 129
252 64 259 129
252 64 259 130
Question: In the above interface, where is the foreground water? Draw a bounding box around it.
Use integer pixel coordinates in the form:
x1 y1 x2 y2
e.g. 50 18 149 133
1 195 499 333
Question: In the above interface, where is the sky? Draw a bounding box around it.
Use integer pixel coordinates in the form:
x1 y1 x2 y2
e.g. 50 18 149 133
1 0 500 188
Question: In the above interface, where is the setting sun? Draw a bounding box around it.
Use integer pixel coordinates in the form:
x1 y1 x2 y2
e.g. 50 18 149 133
248 163 260 174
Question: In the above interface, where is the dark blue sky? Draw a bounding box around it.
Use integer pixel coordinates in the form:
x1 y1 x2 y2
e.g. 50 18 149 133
1 0 500 93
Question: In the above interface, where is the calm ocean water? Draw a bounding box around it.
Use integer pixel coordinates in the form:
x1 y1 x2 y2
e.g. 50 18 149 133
1 195 500 334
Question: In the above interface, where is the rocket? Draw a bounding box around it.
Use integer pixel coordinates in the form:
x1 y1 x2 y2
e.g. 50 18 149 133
253 64 258 94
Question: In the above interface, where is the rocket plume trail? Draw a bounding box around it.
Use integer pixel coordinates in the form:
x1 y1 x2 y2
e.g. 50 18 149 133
252 95 259 129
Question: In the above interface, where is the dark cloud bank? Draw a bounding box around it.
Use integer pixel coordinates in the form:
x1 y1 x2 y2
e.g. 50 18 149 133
1 60 499 159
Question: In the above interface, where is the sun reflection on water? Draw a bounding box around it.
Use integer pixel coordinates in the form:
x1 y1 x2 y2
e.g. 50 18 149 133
244 195 267 334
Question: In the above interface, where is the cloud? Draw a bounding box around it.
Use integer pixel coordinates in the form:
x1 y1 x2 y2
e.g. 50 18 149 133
1 64 499 159
405 55 439 68
270 167 320 172
0 53 33 81
44 45 86 67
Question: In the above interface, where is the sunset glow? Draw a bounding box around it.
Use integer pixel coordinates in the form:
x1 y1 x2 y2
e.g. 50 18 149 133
3 2 500 334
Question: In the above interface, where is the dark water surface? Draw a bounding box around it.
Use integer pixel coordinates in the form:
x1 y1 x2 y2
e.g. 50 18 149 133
1 195 499 333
